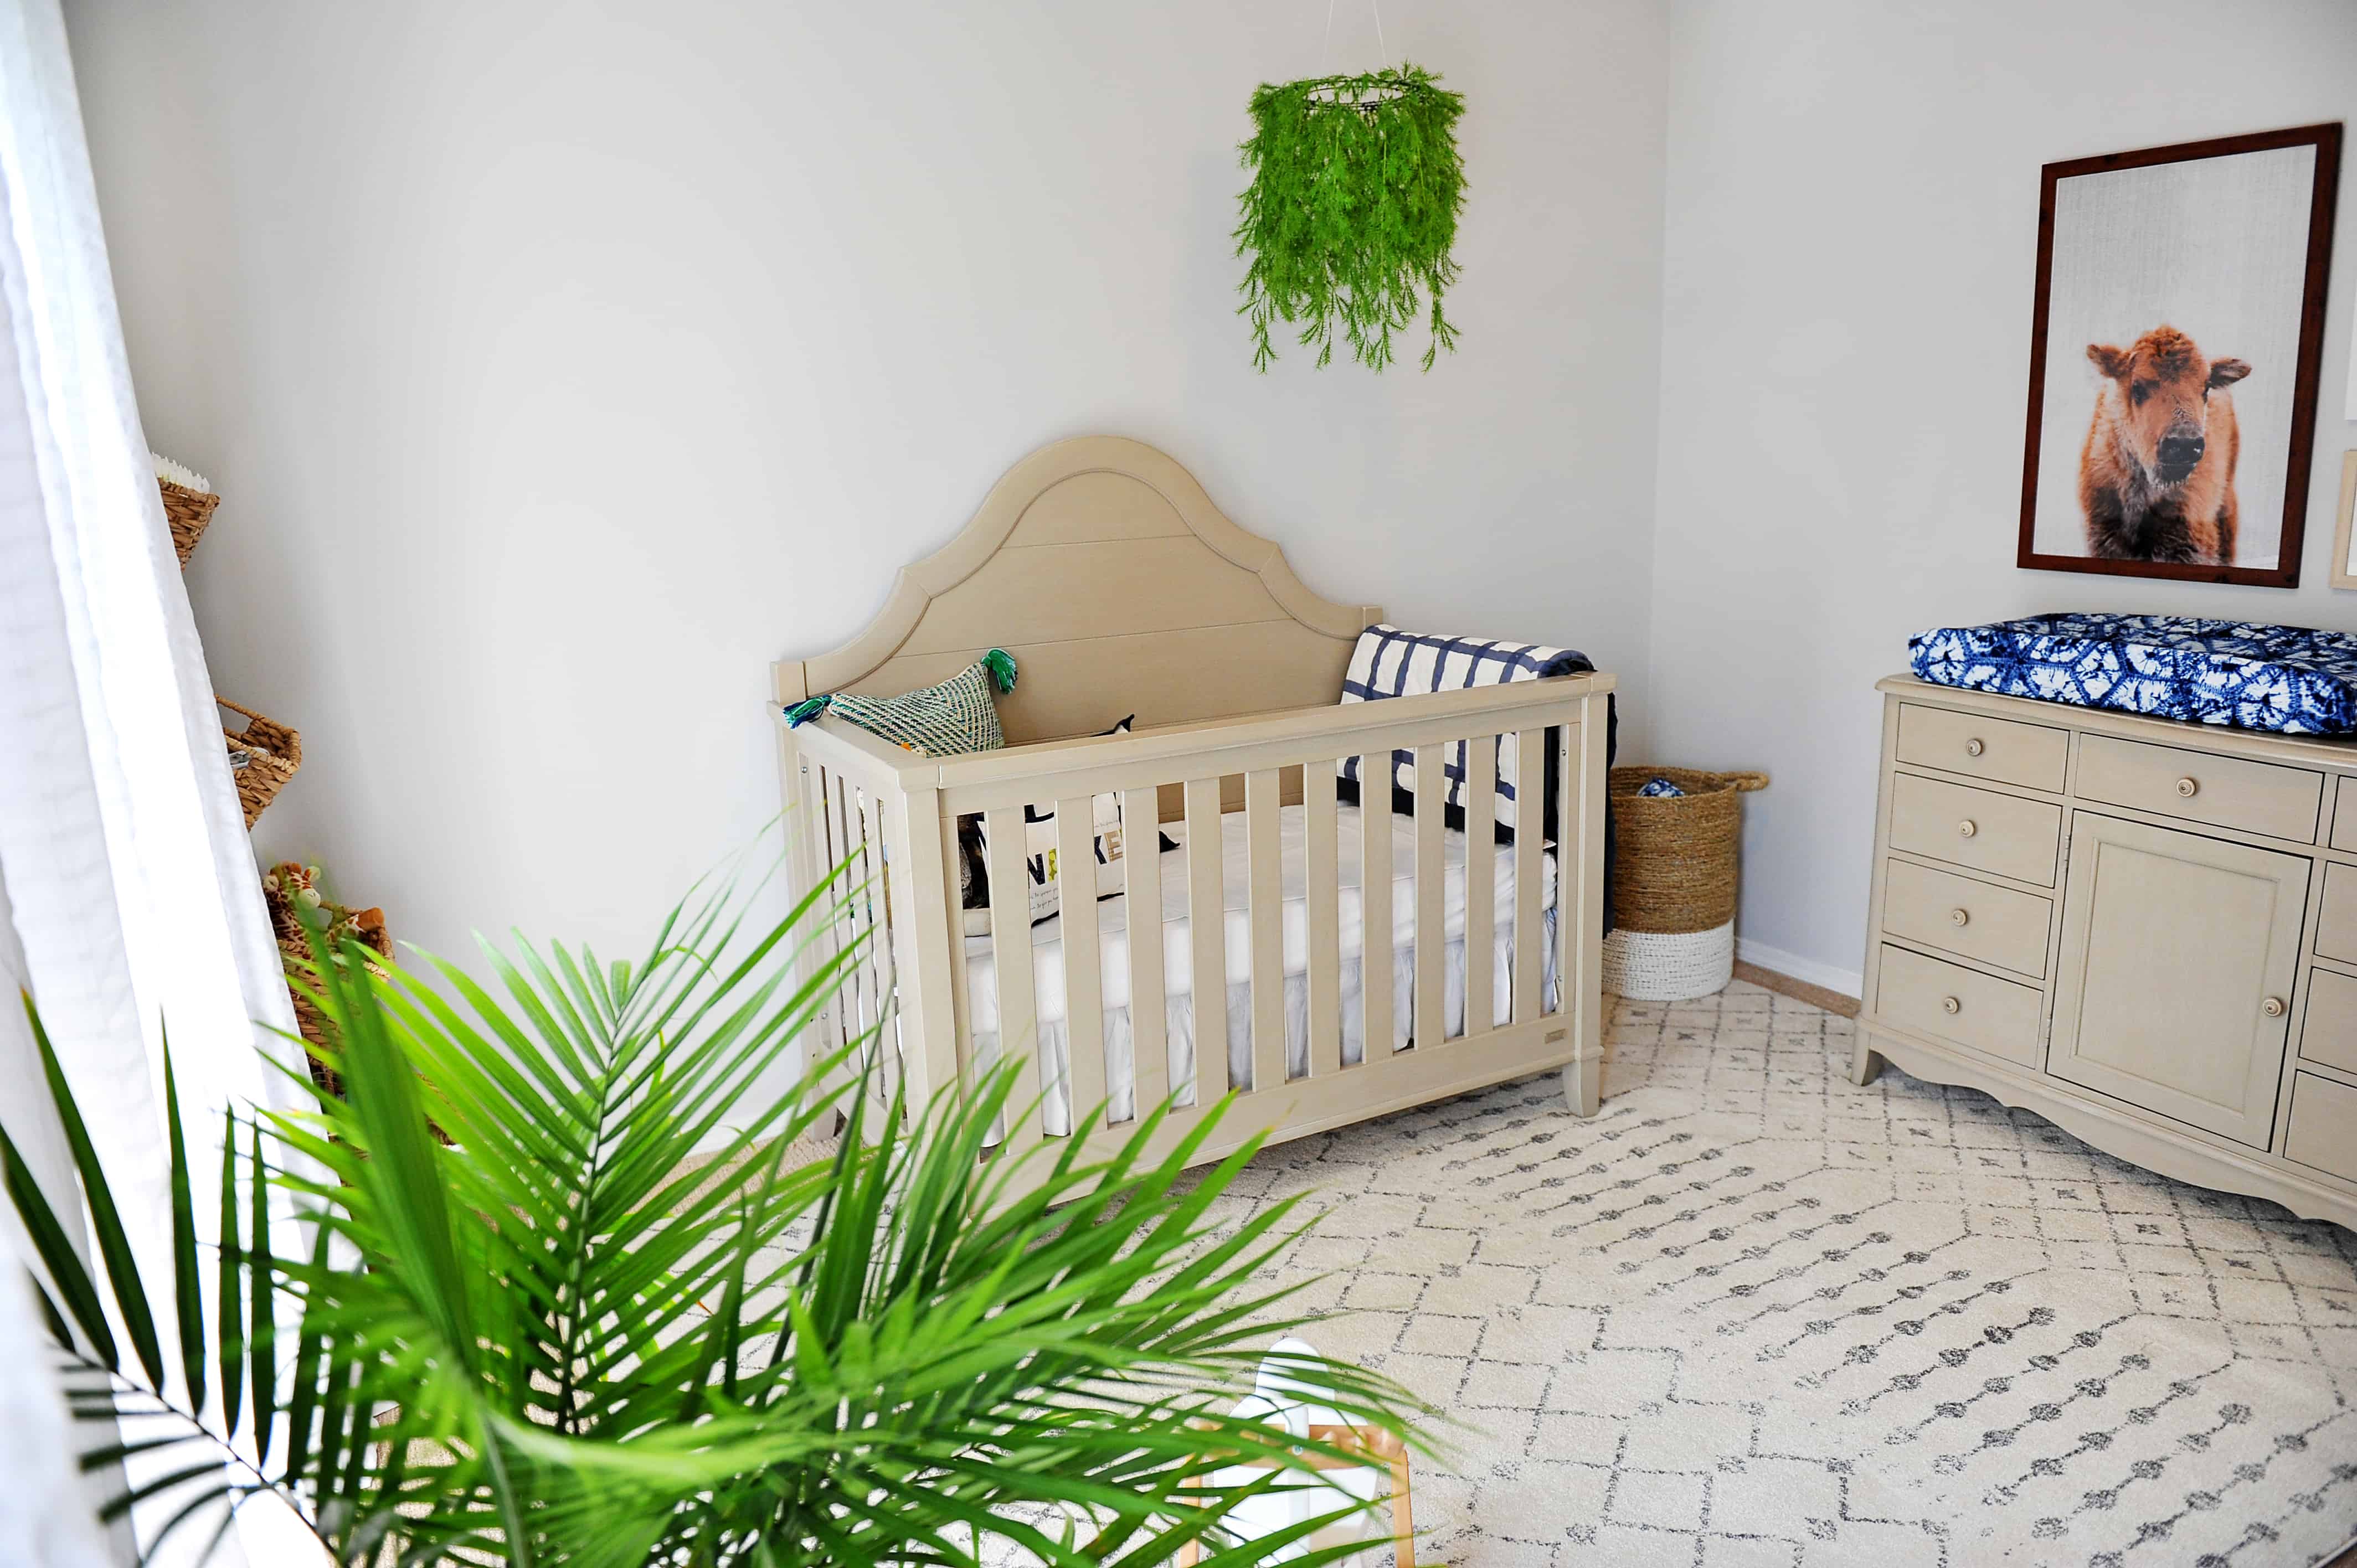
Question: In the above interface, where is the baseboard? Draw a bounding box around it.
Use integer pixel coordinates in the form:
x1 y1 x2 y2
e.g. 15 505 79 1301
1733 938 1862 1016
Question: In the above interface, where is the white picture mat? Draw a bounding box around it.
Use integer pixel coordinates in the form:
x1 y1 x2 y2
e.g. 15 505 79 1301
2031 144 2318 569
2346 296 2357 420
2334 450 2357 587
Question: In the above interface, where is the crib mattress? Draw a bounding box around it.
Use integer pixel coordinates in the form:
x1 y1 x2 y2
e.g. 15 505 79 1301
1908 615 2357 735
963 804 1560 1131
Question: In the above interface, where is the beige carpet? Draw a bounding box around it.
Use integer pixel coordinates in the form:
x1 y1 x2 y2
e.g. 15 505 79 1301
1191 981 2357 1567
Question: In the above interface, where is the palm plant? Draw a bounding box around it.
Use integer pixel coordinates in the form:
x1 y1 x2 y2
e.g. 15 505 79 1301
4 842 1430 1566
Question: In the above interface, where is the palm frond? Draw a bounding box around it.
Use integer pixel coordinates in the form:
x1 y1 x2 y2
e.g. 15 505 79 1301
21 992 159 1385
6 824 1432 1566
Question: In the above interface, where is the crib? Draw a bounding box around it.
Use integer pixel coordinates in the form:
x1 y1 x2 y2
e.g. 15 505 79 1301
771 436 1613 1187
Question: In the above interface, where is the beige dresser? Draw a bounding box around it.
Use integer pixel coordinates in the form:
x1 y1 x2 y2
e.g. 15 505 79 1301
1857 675 2357 1231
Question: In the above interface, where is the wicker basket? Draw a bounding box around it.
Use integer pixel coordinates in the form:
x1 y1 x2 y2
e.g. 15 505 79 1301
1605 922 1736 1002
159 476 219 569
1608 767 1768 935
220 698 301 827
1603 767 1767 1002
264 863 389 1101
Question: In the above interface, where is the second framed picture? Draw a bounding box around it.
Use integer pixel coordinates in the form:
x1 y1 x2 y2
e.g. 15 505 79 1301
2016 122 2341 587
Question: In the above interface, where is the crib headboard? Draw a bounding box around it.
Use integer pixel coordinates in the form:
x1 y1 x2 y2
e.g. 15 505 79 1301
773 436 1382 744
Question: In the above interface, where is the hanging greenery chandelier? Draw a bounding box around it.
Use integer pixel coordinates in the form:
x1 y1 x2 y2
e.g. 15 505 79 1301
1234 64 1466 373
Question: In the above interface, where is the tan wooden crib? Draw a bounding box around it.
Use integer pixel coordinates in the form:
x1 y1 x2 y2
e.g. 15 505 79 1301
772 436 1613 1189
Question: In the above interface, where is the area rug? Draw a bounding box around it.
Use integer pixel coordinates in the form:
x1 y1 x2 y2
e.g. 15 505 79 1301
1198 981 2357 1567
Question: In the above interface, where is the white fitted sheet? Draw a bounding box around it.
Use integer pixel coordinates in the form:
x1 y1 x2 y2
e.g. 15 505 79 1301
963 803 1559 1133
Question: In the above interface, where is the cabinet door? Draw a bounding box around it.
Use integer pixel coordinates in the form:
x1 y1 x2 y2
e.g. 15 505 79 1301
2047 813 2306 1148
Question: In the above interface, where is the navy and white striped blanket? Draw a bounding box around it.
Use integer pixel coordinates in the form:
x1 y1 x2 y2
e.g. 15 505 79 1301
1337 623 1599 839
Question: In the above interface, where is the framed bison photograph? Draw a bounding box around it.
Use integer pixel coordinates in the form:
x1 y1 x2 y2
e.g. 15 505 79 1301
2016 123 2340 587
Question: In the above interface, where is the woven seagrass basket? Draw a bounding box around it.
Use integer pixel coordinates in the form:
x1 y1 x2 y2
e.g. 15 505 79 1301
1603 767 1767 1002
220 698 301 827
1607 767 1768 933
159 476 219 569
264 863 389 1102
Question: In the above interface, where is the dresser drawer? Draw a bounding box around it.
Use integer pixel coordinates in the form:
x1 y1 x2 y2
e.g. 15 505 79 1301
1875 945 2045 1067
2315 864 2357 966
2283 1071 2357 1184
2298 966 2357 1075
1887 773 2062 886
2076 734 2322 843
2332 775 2357 853
1895 703 2068 792
1881 859 2051 978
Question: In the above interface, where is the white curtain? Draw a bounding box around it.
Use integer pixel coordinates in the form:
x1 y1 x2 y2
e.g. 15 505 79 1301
0 1 310 1562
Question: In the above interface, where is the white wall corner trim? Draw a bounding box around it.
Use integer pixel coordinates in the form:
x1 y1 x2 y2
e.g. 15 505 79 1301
1736 936 1862 1005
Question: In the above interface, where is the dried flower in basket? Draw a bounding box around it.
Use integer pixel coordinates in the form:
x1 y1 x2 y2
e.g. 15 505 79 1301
152 451 219 569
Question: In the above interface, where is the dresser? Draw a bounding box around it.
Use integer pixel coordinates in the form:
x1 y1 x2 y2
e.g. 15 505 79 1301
1857 675 2357 1231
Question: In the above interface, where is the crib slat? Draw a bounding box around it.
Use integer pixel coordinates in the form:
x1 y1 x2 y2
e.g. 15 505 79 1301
832 774 863 1050
1413 745 1445 1050
1463 738 1496 1039
887 785 959 1111
1514 729 1545 1023
808 766 838 1044
1054 796 1106 1133
853 777 883 1054
983 805 1041 1158
1304 762 1342 1078
848 778 879 1071
1359 753 1395 1057
1121 787 1168 1120
1183 777 1226 1102
940 810 977 1087
1556 723 1577 1020
1244 768 1285 1092
784 749 835 1050
856 783 889 1064
1571 695 1610 1116
820 767 856 1057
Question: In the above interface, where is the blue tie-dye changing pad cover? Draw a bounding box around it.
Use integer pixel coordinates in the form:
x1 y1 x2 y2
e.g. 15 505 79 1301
1908 615 2357 735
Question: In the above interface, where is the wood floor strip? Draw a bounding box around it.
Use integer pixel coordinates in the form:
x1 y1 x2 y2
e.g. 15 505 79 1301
1727 959 1860 1018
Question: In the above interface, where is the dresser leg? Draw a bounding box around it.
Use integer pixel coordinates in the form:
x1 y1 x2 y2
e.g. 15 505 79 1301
1850 1040 1885 1086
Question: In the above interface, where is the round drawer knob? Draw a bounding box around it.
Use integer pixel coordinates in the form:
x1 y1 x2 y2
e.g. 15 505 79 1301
2263 996 2286 1018
1951 907 1970 926
1964 737 1986 757
2178 777 2199 798
1958 819 1978 838
1941 996 1962 1015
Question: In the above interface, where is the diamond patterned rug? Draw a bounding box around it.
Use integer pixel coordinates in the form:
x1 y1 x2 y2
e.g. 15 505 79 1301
1200 981 2357 1567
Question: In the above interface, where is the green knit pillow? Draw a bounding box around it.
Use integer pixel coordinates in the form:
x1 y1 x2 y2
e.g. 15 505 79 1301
784 649 1016 756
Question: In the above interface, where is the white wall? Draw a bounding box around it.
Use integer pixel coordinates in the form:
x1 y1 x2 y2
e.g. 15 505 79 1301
64 4 1668 990
1650 0 2357 994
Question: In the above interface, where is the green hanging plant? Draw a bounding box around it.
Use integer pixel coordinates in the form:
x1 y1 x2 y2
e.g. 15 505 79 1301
1234 64 1467 373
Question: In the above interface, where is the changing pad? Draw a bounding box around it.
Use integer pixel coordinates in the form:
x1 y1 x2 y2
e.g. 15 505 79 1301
1907 615 2357 736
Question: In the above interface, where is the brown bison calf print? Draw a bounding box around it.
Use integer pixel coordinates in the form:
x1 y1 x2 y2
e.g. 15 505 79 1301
2078 325 2249 565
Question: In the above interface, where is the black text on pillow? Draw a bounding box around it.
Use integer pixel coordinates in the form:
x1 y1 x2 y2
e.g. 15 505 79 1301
959 715 1176 929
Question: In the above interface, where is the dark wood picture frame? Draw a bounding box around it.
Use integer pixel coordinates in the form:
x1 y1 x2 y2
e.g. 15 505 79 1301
2016 122 2341 588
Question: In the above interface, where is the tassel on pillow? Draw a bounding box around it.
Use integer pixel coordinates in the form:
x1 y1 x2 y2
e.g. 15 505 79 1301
786 649 1016 756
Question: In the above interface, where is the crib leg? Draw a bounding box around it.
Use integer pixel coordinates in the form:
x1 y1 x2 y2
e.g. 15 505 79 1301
1562 1053 1600 1118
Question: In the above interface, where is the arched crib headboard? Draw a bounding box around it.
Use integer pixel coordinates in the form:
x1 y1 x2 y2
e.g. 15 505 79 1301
771 436 1382 742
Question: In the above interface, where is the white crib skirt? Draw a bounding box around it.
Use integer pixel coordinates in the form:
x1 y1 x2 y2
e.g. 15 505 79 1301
961 803 1561 1135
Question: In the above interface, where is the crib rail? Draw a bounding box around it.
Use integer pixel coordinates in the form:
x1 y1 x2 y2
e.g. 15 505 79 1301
776 672 1612 1186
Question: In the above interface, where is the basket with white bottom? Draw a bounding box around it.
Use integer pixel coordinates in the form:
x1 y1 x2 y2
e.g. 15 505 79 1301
1604 921 1735 1002
1605 766 1766 1002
